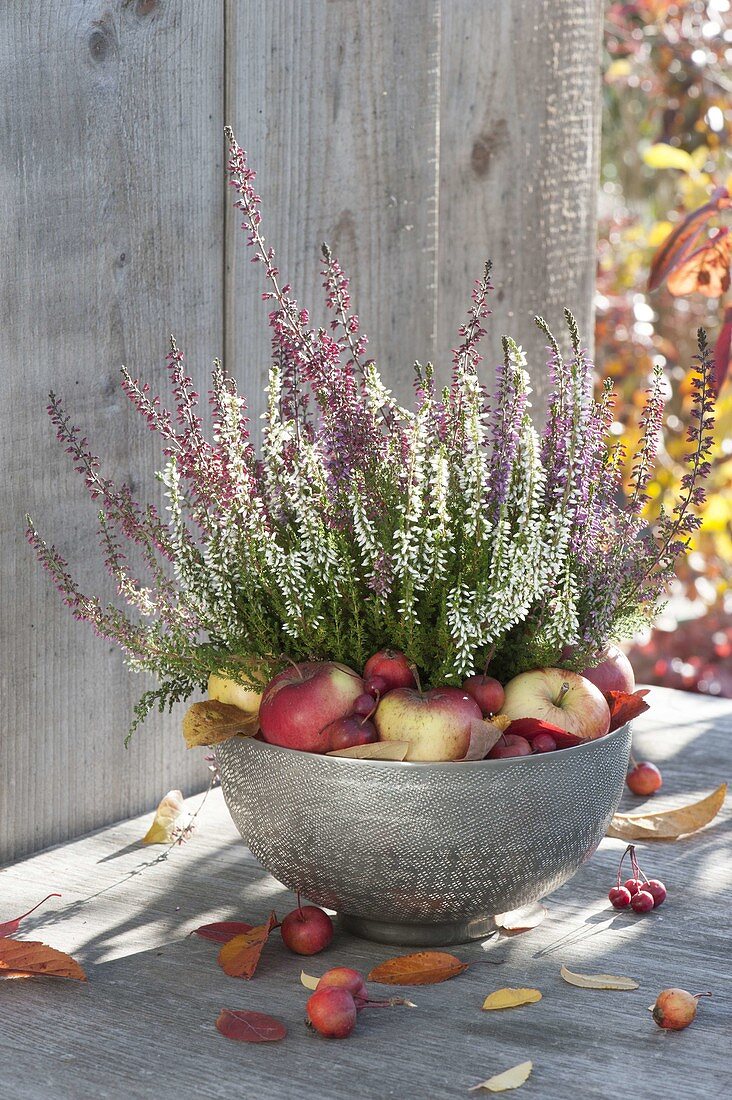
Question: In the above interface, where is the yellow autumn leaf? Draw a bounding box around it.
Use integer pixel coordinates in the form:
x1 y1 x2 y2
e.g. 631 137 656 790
141 789 185 845
605 58 632 82
300 970 320 990
560 965 638 991
606 783 727 841
482 988 542 1011
647 221 674 248
642 143 695 173
469 1062 533 1093
182 699 258 749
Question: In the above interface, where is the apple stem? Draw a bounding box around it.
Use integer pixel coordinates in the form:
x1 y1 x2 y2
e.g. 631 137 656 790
296 890 305 921
629 752 638 768
482 645 496 676
554 682 570 707
693 991 713 1000
282 654 305 681
411 665 423 695
362 996 415 1009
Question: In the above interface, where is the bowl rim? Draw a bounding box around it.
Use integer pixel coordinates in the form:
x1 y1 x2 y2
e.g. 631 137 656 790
224 721 631 770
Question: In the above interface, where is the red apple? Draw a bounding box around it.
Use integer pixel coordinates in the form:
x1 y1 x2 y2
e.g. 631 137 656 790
461 674 505 716
579 644 635 697
373 686 482 761
363 649 417 692
487 733 532 759
502 668 611 741
259 661 364 752
626 761 663 796
322 715 378 752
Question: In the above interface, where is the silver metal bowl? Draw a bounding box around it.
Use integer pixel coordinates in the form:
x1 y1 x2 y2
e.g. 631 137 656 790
217 723 632 946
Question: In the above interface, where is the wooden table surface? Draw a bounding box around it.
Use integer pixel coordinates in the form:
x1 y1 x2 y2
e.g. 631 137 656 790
1 685 730 1100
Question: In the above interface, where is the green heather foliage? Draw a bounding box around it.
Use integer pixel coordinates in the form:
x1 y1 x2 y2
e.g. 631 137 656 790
26 133 716 739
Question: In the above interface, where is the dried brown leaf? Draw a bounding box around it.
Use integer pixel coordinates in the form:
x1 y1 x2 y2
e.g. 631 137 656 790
560 965 638 990
327 741 410 760
141 789 185 845
183 699 259 749
482 988 542 1011
607 783 727 841
457 720 504 761
469 1061 533 1092
215 1008 286 1043
368 951 467 986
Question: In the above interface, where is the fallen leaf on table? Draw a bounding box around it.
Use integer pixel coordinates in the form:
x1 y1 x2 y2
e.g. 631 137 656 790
482 988 542 1011
327 741 410 760
0 939 86 981
183 699 259 749
606 689 651 732
193 921 254 944
141 789 186 845
218 912 277 979
368 951 467 985
560 965 638 990
300 970 320 990
469 1061 533 1092
457 720 504 761
0 893 62 938
606 782 727 841
495 903 547 934
215 1008 286 1043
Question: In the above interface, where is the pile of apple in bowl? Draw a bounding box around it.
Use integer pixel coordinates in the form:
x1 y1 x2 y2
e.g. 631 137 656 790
185 644 649 762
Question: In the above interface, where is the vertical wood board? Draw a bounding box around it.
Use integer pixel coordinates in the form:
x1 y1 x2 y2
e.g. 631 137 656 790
0 1 223 862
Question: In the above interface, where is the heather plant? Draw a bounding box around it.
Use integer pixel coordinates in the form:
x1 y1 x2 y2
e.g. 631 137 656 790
26 130 716 740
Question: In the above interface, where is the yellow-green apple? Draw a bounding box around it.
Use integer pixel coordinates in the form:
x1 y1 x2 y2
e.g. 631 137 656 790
208 659 266 715
363 648 417 692
373 686 482 761
259 661 364 752
579 644 635 696
502 668 611 741
462 674 505 716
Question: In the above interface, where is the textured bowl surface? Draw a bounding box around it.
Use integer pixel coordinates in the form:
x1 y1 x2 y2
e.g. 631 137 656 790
217 723 631 944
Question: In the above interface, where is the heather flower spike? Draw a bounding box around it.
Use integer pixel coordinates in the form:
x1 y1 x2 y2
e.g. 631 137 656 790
26 131 717 739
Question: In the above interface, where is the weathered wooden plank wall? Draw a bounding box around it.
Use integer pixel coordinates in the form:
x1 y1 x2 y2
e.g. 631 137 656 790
1 0 602 863
0 2 223 863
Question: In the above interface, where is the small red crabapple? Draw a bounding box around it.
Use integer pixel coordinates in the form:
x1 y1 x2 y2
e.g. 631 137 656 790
631 888 655 913
306 987 357 1038
627 761 663 796
652 988 711 1030
280 904 334 955
643 879 667 907
608 885 632 909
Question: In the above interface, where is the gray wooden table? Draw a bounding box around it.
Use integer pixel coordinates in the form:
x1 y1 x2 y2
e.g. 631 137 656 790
1 685 729 1100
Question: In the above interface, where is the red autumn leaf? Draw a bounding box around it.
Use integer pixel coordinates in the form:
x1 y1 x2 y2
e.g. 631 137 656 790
606 689 651 732
648 187 731 291
712 306 732 397
0 893 62 938
217 912 277 979
215 1008 287 1043
193 921 254 944
0 939 86 981
505 718 584 749
666 228 732 299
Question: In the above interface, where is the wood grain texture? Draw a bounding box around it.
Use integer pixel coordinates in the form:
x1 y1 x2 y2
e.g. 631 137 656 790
224 0 441 409
437 0 603 406
0 688 729 1099
0 2 223 862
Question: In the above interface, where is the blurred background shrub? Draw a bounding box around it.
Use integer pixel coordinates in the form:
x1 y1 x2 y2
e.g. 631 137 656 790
599 0 732 695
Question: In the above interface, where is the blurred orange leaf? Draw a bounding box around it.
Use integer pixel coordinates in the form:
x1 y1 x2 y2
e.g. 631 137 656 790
368 951 467 986
648 188 730 291
0 939 86 981
667 229 731 298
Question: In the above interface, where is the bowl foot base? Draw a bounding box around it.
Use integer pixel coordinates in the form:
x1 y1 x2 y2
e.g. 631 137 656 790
341 913 496 947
